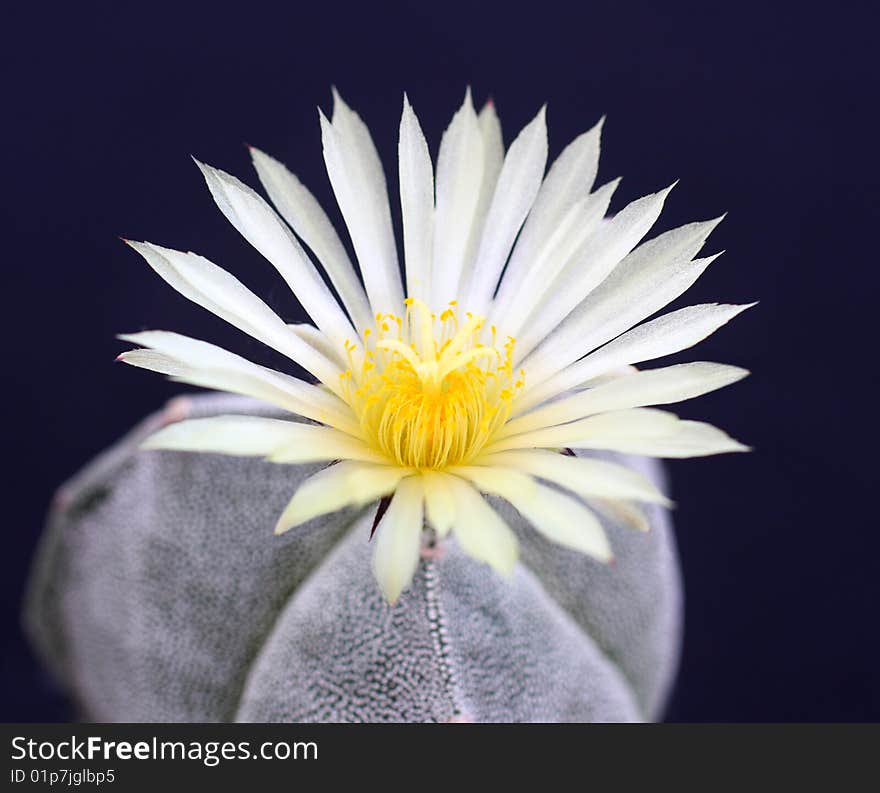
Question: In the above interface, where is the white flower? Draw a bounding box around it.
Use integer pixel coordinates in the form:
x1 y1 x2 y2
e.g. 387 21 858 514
120 89 752 604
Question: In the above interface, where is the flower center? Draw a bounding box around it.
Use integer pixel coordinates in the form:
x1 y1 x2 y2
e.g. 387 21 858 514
340 299 525 469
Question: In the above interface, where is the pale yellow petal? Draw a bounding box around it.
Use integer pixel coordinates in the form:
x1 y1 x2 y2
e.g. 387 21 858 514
421 470 456 537
444 475 518 576
274 462 413 535
507 482 613 562
371 477 424 604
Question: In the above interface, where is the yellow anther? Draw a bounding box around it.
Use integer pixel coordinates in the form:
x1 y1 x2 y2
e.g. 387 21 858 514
343 299 523 469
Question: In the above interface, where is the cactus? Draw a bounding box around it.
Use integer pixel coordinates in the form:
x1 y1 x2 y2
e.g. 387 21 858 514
25 393 682 723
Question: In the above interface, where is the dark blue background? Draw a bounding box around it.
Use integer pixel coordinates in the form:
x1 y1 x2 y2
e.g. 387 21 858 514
3 0 877 721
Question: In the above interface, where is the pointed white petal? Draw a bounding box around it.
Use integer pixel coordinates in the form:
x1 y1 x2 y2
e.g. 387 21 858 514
287 323 346 367
472 449 670 505
142 415 327 456
142 415 377 463
519 217 724 396
398 95 435 303
514 184 676 362
458 99 506 286
125 241 342 391
249 146 373 332
521 302 754 411
118 349 187 377
484 408 682 454
195 160 355 348
464 105 548 313
421 470 456 537
371 476 424 604
444 474 518 576
575 365 639 388
595 419 750 457
321 93 404 315
496 117 603 307
119 330 357 432
275 461 412 535
431 89 485 306
478 100 504 182
490 408 748 458
504 362 748 437
493 178 620 330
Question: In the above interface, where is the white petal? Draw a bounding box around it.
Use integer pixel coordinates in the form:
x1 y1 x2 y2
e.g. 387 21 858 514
249 146 373 332
594 419 750 457
195 160 356 348
521 302 754 411
398 95 435 303
142 415 377 462
287 323 346 368
275 461 412 535
495 117 603 309
472 449 670 505
125 241 343 391
444 474 518 576
490 407 747 458
142 415 329 456
503 362 748 438
513 184 676 362
371 476 424 604
484 408 682 454
421 470 456 537
321 93 404 316
478 100 504 184
118 330 357 432
492 178 620 332
459 100 506 286
431 89 485 306
519 217 724 395
463 105 548 313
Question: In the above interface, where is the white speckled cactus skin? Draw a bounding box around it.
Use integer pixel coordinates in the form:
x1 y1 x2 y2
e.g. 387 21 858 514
25 394 682 723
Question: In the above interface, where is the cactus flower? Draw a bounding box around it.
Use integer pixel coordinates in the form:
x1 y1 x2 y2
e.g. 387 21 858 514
119 89 751 604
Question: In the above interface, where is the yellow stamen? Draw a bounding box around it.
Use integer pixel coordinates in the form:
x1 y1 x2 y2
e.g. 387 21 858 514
339 299 525 469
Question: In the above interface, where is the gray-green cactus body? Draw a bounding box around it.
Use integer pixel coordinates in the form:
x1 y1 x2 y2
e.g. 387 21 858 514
25 394 682 723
